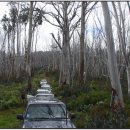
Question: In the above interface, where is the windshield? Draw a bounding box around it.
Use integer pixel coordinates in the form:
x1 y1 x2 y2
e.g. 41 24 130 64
25 104 66 120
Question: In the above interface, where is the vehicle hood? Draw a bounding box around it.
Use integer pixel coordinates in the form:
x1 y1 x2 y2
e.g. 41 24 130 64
23 119 76 128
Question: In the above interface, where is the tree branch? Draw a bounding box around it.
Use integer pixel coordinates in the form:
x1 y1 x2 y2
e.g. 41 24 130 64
127 1 130 12
85 2 98 15
43 15 61 28
50 33 62 50
67 2 75 15
69 2 81 22
69 19 80 40
70 17 81 31
51 2 63 20
45 12 63 29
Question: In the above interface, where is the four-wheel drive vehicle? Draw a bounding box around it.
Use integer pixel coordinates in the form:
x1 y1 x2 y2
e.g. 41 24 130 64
35 93 54 98
37 89 51 94
41 84 51 88
17 98 76 128
27 94 54 103
40 79 47 85
41 84 52 91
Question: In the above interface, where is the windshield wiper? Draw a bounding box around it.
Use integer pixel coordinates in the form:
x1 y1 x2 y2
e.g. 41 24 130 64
47 105 56 118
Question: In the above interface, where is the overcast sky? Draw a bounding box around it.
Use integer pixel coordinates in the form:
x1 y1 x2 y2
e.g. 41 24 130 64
0 2 129 52
0 2 103 52
0 2 58 52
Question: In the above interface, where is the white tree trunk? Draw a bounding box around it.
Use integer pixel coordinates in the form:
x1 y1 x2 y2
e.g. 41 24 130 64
79 1 86 86
26 1 33 92
60 2 71 86
113 2 130 96
102 2 124 107
126 67 130 95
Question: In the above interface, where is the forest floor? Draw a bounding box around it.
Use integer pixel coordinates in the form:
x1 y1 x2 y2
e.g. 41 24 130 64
0 69 130 128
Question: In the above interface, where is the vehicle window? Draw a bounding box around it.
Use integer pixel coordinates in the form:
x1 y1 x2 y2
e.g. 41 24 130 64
50 104 66 118
25 104 66 119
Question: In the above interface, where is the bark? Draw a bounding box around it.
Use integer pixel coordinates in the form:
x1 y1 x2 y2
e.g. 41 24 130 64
26 1 33 92
126 67 130 95
24 23 27 74
113 2 130 96
11 27 16 79
101 2 124 107
17 2 20 56
60 2 71 86
79 2 86 86
118 2 130 96
1 32 7 79
35 28 38 52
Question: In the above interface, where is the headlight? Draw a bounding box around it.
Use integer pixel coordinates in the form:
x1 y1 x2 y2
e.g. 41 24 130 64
22 125 25 128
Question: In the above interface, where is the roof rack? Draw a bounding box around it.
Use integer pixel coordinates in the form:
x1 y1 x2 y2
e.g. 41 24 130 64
28 96 61 103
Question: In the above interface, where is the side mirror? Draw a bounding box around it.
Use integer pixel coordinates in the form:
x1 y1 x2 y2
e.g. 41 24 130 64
69 113 76 119
17 114 24 120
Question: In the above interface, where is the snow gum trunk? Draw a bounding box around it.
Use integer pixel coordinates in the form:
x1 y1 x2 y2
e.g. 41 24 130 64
101 2 124 107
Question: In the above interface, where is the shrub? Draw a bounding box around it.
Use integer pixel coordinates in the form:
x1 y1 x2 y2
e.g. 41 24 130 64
67 100 77 110
7 96 20 107
86 109 129 128
87 91 109 105
73 112 87 128
76 93 86 106
89 80 99 91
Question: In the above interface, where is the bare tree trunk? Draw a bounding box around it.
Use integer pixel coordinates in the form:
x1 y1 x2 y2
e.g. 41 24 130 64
26 1 33 92
60 2 71 86
84 31 88 84
59 52 62 86
126 67 130 95
118 2 130 96
17 2 20 56
1 32 7 79
7 31 11 80
35 27 38 52
24 23 27 76
79 1 86 86
102 2 124 107
113 2 130 96
52 50 55 71
11 28 16 79
71 35 76 87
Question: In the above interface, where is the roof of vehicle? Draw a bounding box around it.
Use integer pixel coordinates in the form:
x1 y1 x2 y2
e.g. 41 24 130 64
37 90 51 94
36 93 54 96
28 97 65 106
37 89 50 92
40 79 47 84
41 84 51 88
40 79 47 82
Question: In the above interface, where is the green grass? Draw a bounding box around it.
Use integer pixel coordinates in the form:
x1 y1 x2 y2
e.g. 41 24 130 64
0 70 45 128
0 69 130 128
43 70 130 128
0 106 25 128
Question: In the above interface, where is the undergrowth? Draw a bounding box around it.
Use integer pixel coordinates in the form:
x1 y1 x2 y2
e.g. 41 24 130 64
0 69 130 128
44 70 130 128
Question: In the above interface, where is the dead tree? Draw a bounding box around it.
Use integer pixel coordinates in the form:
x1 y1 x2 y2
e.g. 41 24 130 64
26 1 33 92
101 2 124 108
